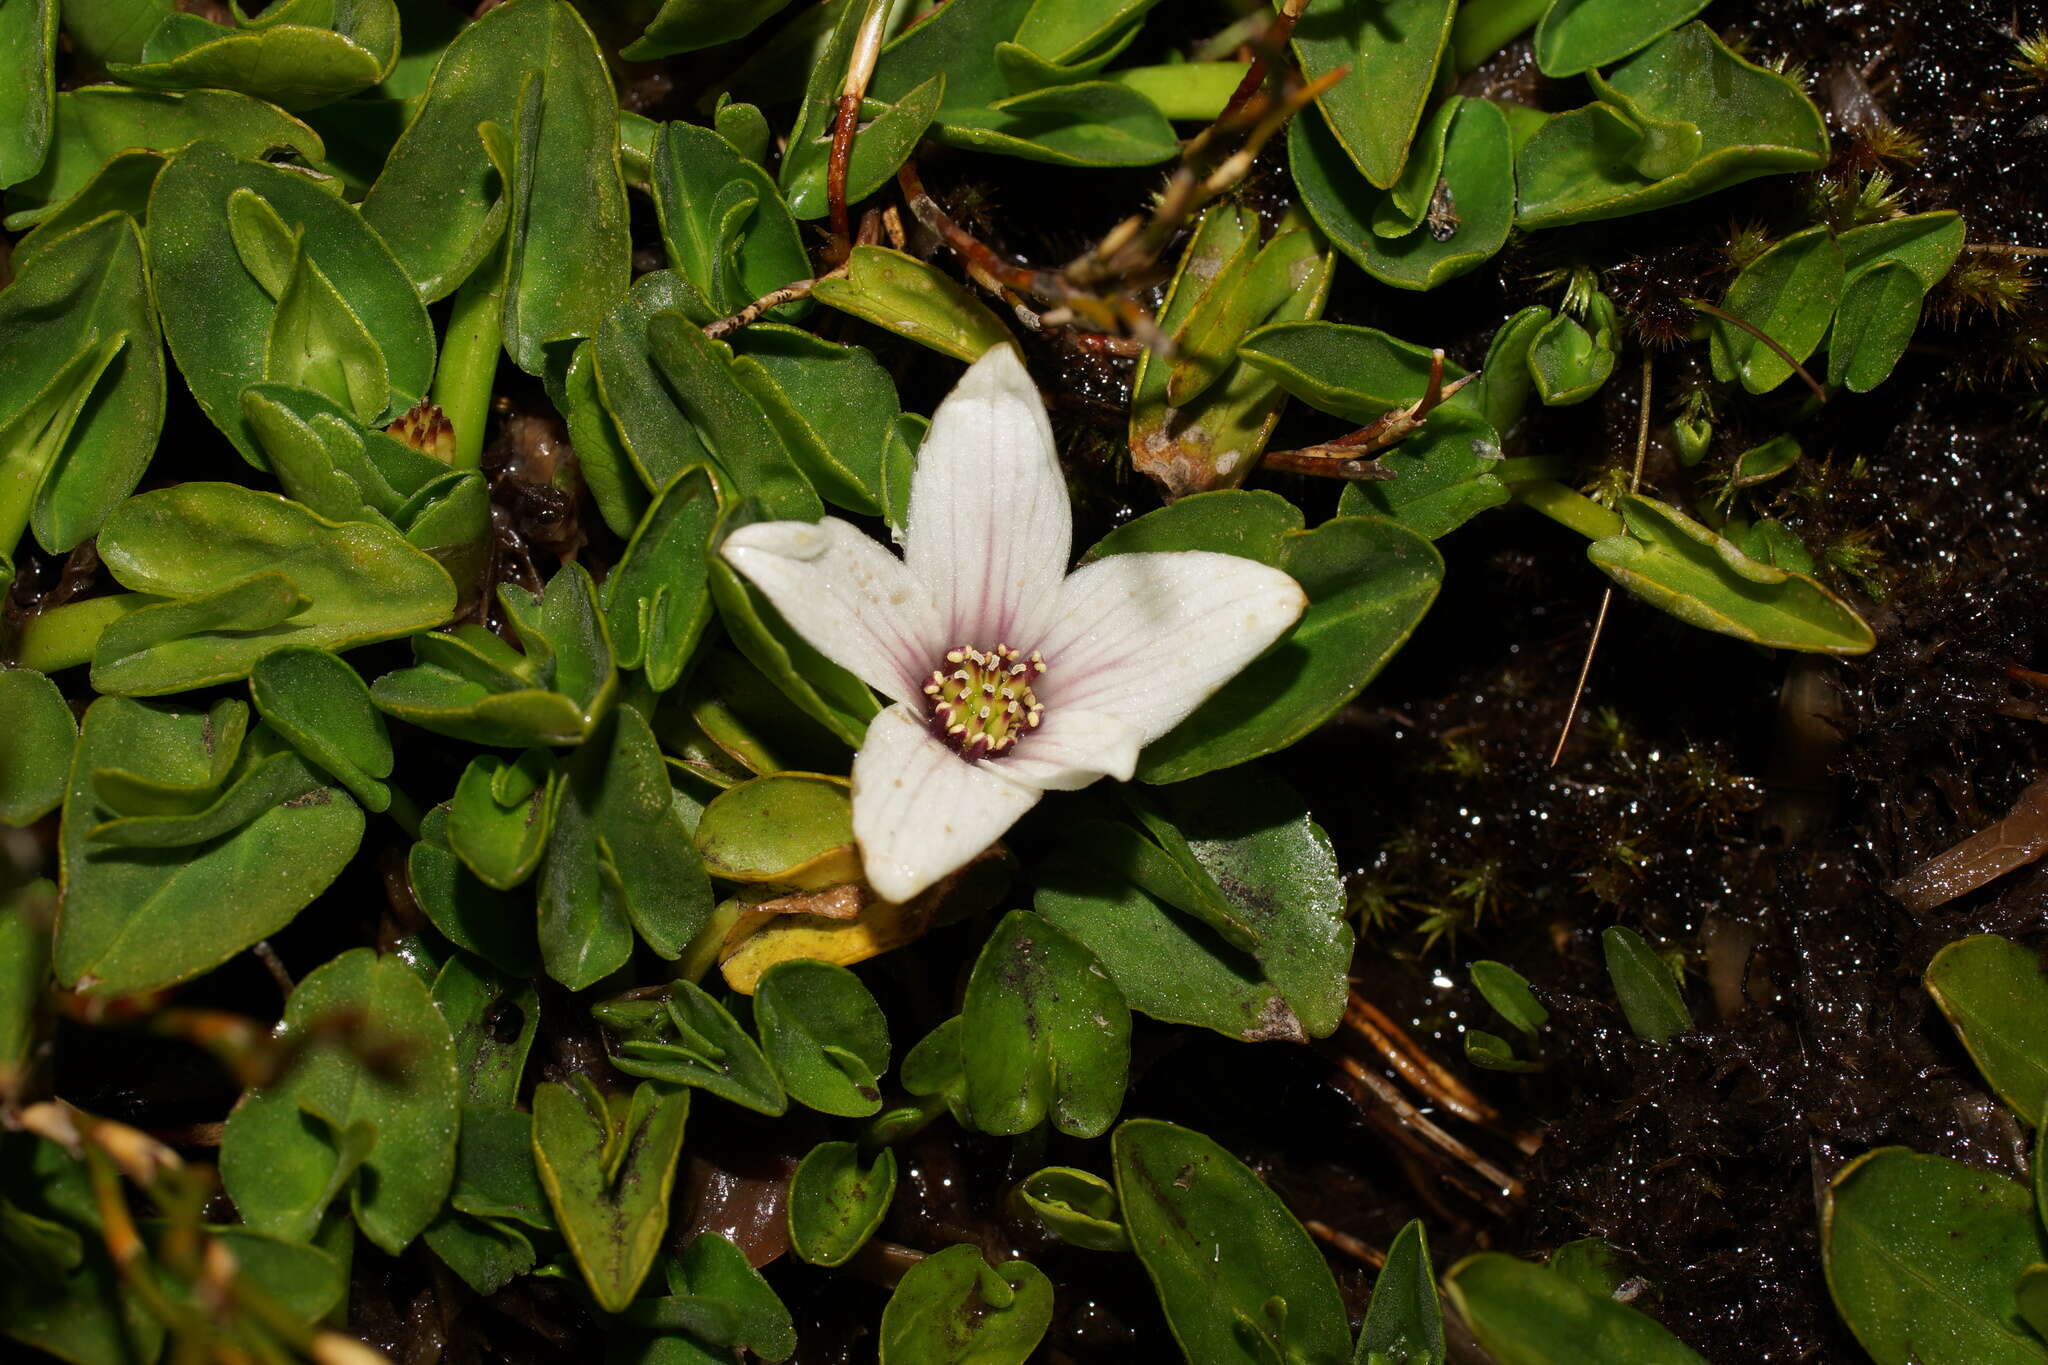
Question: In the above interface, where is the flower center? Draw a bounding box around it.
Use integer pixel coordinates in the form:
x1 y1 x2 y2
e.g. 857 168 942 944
923 644 1045 760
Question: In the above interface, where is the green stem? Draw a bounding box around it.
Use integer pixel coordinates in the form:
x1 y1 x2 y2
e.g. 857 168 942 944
1511 479 1625 541
1494 455 1575 485
382 784 424 840
432 265 505 472
11 593 149 673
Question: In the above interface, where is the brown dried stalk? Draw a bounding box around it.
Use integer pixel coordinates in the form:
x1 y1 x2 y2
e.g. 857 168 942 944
1263 350 1475 479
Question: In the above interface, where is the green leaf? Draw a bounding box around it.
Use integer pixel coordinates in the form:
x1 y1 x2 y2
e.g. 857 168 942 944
603 466 721 693
1239 321 1465 425
248 646 393 812
593 979 788 1115
695 772 859 889
1547 1238 1635 1298
222 947 459 1253
557 340 650 539
788 1140 897 1266
1088 492 1443 782
588 271 718 494
1528 294 1620 406
709 554 880 749
363 0 628 323
423 1210 536 1295
1825 1147 2048 1365
653 121 809 323
1514 24 1829 229
961 910 1130 1138
1586 494 1875 655
733 324 906 518
0 214 163 568
108 0 399 110
4 86 323 230
1015 1166 1129 1252
432 954 539 1109
533 1076 690 1313
1839 210 1967 287
1443 1252 1706 1364
147 141 434 462
1532 0 1711 77
811 246 1014 362
1924 934 2048 1121
1129 205 1335 497
537 706 712 989
1127 770 1352 1036
371 562 615 746
1114 1117 1351 1365
0 1134 165 1365
1356 1219 1444 1365
1337 410 1508 540
408 804 539 975
1708 225 1843 393
644 312 825 522
753 959 890 1117
1292 0 1457 190
1293 97 1516 292
0 0 56 189
1465 1028 1542 1072
1827 260 1924 394
879 1243 1054 1365
90 482 455 694
444 1105 550 1229
619 1233 797 1360
447 750 554 890
57 697 363 994
782 41 942 220
264 232 392 423
1471 960 1549 1037
622 0 794 58
0 881 53 1072
0 670 74 827
1600 926 1691 1043
55 0 174 67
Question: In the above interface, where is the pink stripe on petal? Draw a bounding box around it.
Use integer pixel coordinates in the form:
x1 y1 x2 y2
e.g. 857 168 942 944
853 705 1041 902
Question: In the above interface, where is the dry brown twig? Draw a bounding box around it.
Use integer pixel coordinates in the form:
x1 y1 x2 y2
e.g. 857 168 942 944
1262 349 1476 480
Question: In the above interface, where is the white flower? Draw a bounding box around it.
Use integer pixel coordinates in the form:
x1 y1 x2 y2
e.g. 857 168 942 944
721 345 1306 903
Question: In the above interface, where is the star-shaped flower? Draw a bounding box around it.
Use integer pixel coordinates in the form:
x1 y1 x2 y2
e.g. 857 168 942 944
721 345 1306 902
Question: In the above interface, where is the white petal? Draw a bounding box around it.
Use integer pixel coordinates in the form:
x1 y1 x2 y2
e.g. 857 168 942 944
985 706 1143 792
1033 551 1307 743
903 345 1071 649
852 704 1041 902
721 519 943 705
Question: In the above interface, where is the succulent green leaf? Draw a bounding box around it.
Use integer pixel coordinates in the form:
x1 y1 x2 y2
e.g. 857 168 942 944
961 910 1130 1139
248 646 393 812
1600 925 1692 1043
90 482 455 694
107 0 399 110
1532 0 1711 77
1825 1147 2048 1365
432 954 540 1109
622 0 795 58
222 947 460 1253
653 121 809 324
148 142 433 461
593 979 788 1115
811 246 1014 362
408 804 539 975
1015 1166 1129 1252
1356 1219 1444 1365
0 670 75 828
1291 0 1456 190
533 1076 690 1313
1708 225 1843 393
788 1140 897 1266
1924 934 2048 1121
447 750 555 890
1827 260 1925 394
695 772 859 889
1586 494 1875 654
1515 24 1828 229
1471 960 1549 1037
1115 1117 1351 1365
0 0 56 190
732 325 905 518
1443 1252 1707 1363
753 959 890 1117
57 697 363 994
879 1243 1054 1365
1337 410 1508 540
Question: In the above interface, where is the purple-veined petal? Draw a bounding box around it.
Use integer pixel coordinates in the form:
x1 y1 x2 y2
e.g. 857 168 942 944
852 703 1041 903
903 345 1071 650
721 518 944 705
1032 551 1306 743
985 707 1143 792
